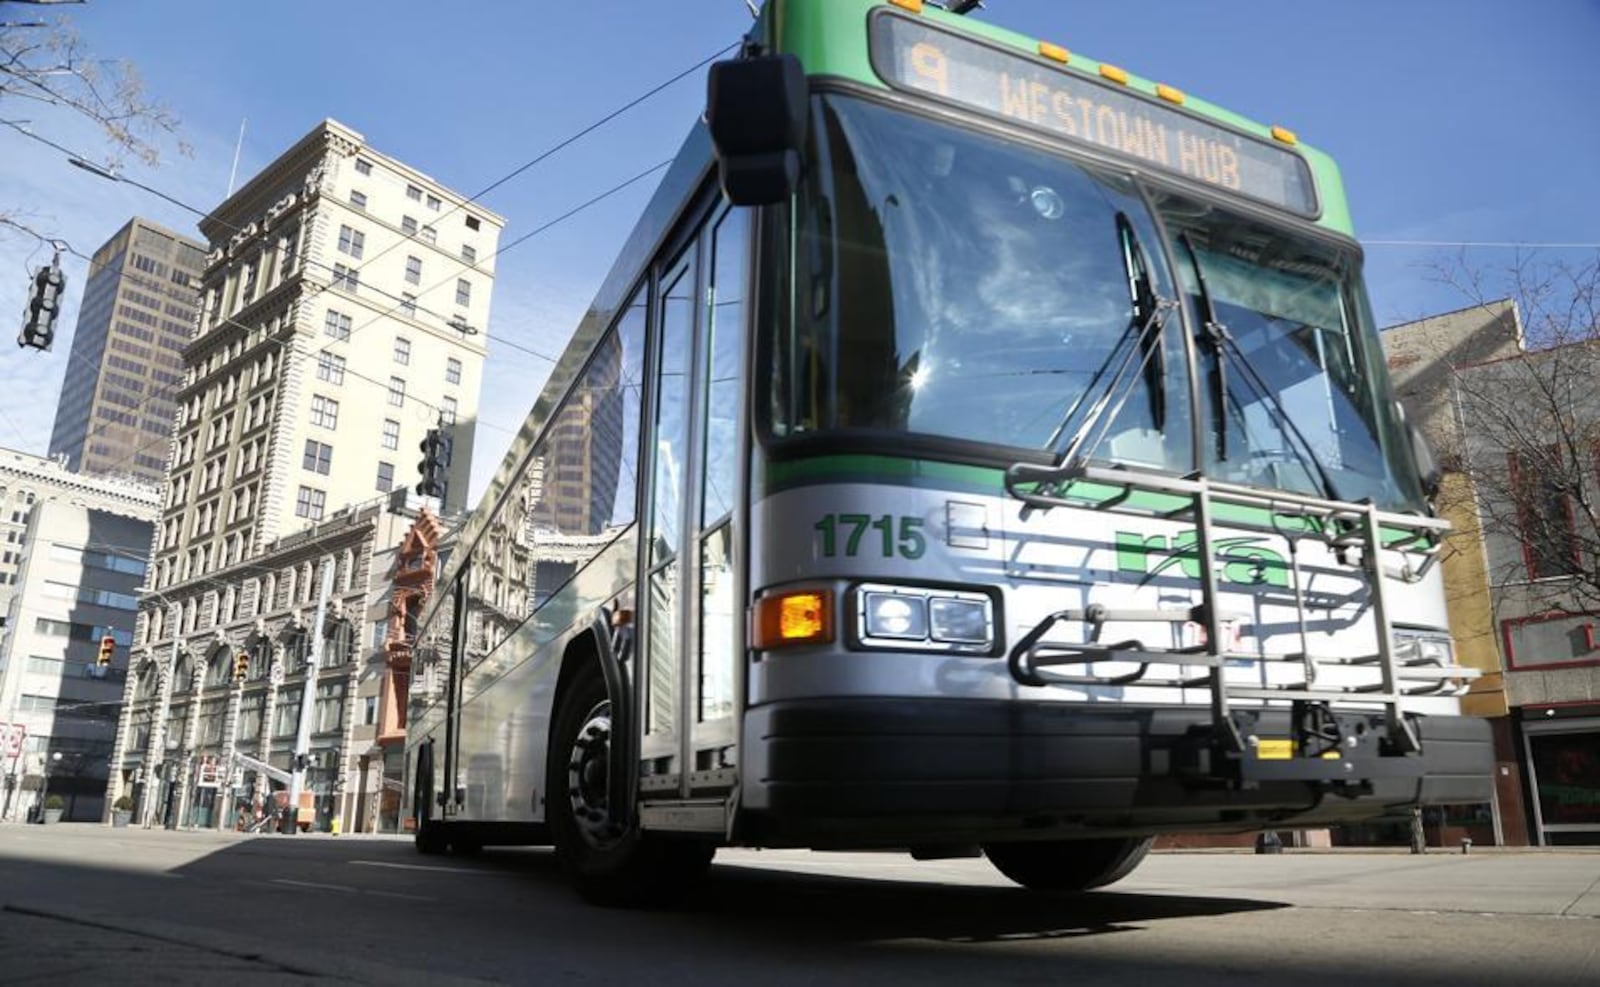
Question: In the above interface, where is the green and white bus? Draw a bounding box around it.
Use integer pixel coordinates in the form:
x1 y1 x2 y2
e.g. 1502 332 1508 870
406 0 1492 903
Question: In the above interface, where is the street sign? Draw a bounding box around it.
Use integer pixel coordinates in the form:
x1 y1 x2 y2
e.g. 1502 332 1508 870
0 722 24 759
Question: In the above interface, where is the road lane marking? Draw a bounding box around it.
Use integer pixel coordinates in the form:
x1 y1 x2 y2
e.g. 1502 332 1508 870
364 889 437 901
349 860 493 875
271 879 358 894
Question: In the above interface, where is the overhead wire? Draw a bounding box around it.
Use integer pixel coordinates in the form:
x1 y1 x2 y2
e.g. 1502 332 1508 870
0 40 729 479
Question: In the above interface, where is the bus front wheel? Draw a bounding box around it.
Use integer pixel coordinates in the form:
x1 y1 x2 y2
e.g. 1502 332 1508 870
983 836 1153 892
547 663 712 906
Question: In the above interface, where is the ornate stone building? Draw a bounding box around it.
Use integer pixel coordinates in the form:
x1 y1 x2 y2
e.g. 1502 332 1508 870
107 118 498 830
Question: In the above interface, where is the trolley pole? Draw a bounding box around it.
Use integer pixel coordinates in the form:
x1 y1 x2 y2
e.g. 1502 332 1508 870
286 558 335 832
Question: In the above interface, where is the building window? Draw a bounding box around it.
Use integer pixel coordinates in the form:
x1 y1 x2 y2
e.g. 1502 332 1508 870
440 395 457 425
387 377 406 407
310 394 340 429
445 357 462 385
376 461 395 492
295 486 326 521
401 216 417 236
420 225 437 245
406 184 422 201
364 696 378 726
394 337 411 365
455 279 472 306
314 682 346 734
323 310 351 340
400 293 416 317
404 256 421 285
302 439 333 475
460 244 476 264
332 263 359 292
337 225 365 259
381 419 400 450
316 352 346 384
465 215 481 231
349 190 367 210
1512 450 1581 579
274 688 301 737
426 193 441 211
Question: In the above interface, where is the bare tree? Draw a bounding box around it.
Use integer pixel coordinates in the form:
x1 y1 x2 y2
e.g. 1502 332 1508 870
1 0 185 245
1432 252 1600 612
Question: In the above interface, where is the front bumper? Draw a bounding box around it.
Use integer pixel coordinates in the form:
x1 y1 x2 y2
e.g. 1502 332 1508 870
739 699 1493 846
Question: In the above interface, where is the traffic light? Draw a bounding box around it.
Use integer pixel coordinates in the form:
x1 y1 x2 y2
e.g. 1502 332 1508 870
234 652 249 682
96 635 115 667
18 260 66 351
416 428 448 498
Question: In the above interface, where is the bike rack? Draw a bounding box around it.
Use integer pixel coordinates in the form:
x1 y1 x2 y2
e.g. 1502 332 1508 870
1004 460 1476 790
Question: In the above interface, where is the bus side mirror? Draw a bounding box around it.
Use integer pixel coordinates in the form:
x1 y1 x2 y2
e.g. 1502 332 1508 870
1394 401 1442 501
707 53 807 206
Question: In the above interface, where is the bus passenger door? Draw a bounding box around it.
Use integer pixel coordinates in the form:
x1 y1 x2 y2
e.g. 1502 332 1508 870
639 204 748 802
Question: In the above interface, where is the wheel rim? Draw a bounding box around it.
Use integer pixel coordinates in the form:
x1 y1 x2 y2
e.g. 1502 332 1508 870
566 700 623 849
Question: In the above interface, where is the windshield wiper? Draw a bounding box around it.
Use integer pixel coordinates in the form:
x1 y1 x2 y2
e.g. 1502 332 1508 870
1178 232 1231 462
1177 232 1340 501
1034 213 1175 470
1121 212 1167 431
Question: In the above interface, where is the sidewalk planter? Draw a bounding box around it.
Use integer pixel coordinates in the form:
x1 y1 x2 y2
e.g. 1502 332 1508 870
42 808 64 824
42 796 64 824
111 810 132 828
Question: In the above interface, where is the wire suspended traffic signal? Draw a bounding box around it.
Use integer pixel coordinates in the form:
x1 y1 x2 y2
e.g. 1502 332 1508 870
18 257 66 351
96 635 116 668
416 427 448 498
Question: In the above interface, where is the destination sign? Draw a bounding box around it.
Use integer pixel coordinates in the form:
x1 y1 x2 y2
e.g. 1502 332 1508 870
870 14 1318 216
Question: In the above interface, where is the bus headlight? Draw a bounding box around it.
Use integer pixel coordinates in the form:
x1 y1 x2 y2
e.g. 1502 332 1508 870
854 584 995 653
863 591 928 639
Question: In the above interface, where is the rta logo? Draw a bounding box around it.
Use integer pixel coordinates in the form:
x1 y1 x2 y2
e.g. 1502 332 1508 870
1115 530 1289 588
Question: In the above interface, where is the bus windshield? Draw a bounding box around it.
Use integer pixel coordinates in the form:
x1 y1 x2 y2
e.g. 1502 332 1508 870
1158 192 1419 508
773 93 1190 473
770 93 1422 509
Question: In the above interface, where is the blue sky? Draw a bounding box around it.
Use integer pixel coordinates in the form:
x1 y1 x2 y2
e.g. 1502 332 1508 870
2 0 1596 501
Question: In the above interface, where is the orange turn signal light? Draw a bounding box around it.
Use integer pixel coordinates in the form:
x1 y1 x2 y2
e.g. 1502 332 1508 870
752 590 834 649
888 0 924 13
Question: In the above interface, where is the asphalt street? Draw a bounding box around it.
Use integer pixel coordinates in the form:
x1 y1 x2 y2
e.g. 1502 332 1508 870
0 824 1595 985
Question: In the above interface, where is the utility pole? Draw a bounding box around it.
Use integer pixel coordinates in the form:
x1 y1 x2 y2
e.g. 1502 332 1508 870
286 557 335 833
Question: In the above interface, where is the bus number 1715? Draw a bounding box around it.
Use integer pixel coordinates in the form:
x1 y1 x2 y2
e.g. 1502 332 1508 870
814 513 926 559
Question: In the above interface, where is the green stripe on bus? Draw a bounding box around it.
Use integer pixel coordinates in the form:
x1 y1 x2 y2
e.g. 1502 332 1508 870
760 453 1431 545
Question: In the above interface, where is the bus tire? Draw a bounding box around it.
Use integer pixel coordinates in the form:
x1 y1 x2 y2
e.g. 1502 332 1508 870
547 662 713 906
982 836 1153 892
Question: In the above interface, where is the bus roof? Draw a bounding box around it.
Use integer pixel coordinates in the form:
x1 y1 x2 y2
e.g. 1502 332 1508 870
765 0 1353 235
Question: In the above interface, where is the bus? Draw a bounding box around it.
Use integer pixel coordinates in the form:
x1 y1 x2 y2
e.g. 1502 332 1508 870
405 0 1493 903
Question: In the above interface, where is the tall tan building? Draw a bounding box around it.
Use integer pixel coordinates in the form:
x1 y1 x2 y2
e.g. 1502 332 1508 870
47 218 203 484
148 118 500 592
108 120 500 829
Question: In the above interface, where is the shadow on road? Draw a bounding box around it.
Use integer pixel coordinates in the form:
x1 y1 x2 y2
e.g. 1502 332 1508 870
3 829 1588 986
691 859 1286 945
